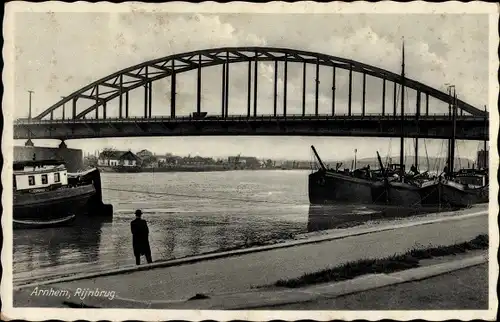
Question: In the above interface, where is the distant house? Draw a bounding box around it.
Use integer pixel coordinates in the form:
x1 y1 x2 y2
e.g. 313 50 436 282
181 155 215 166
98 150 140 167
157 156 167 164
136 149 154 159
228 156 261 168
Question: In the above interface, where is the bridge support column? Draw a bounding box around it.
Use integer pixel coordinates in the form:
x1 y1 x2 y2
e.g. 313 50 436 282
73 98 77 119
315 58 319 116
283 54 288 117
171 60 176 118
348 64 352 116
425 93 429 116
144 83 148 118
197 55 202 115
362 73 366 116
273 60 278 117
148 81 152 118
119 75 123 119
225 52 229 118
302 61 306 116
331 66 336 116
221 63 226 117
59 140 67 149
126 91 130 118
253 51 258 117
103 102 107 119
247 60 251 117
415 90 421 167
382 79 386 116
393 82 397 116
50 111 53 120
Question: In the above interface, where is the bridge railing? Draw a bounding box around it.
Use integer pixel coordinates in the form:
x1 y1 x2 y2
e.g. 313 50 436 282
14 113 487 124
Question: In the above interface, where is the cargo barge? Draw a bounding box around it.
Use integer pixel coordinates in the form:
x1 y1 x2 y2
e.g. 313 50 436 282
13 159 113 229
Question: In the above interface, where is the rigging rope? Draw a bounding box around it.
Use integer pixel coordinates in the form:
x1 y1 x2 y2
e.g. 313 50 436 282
102 187 305 206
423 138 430 172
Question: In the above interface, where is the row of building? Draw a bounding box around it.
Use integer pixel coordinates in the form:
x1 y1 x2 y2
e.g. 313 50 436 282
92 149 312 170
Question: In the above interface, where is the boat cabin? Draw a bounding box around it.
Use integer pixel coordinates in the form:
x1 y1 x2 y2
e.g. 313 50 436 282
13 160 68 192
453 169 488 188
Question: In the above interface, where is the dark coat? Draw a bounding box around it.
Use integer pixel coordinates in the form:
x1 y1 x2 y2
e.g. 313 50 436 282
131 218 151 255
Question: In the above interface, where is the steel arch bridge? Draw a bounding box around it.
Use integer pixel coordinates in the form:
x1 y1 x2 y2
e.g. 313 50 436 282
14 46 488 141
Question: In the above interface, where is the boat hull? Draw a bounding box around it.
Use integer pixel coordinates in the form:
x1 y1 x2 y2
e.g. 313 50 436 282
13 184 96 221
309 170 422 214
419 180 488 209
13 214 77 229
309 171 374 205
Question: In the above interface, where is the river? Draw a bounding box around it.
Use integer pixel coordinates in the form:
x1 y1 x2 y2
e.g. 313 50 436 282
12 170 440 285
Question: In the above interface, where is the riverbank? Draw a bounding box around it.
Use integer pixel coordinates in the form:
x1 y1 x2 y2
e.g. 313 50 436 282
271 234 488 288
98 166 309 173
256 262 489 310
13 205 488 309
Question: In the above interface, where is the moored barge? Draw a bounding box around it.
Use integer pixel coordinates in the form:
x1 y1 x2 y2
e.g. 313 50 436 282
13 160 112 229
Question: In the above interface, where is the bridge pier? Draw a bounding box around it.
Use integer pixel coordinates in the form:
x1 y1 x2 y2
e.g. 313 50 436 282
59 140 67 149
24 139 34 147
119 75 123 118
393 82 397 116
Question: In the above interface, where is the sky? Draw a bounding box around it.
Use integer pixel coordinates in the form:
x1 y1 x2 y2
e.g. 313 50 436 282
10 10 490 161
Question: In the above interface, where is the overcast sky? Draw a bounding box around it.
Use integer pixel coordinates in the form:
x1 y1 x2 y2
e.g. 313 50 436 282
10 10 490 161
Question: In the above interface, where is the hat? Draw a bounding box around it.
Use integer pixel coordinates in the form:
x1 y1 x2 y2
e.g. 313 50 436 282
135 209 143 216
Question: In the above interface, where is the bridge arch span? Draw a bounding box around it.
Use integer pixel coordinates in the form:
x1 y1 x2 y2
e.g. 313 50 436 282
34 46 486 120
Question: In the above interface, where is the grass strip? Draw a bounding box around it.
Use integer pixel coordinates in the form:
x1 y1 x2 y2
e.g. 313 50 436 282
275 234 488 288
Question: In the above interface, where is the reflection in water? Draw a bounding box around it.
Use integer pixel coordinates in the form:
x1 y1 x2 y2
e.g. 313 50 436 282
306 204 438 232
215 215 230 250
14 217 109 281
307 205 383 231
188 224 202 255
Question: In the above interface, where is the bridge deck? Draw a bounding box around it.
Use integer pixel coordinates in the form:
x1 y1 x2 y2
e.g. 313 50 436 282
14 114 488 141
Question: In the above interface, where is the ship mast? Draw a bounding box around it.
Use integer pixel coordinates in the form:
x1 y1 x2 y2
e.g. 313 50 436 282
483 105 488 169
450 89 457 174
311 145 327 171
399 39 405 181
446 85 456 174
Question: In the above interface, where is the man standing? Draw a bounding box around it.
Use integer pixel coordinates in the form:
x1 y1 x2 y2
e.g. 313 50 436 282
130 209 153 265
